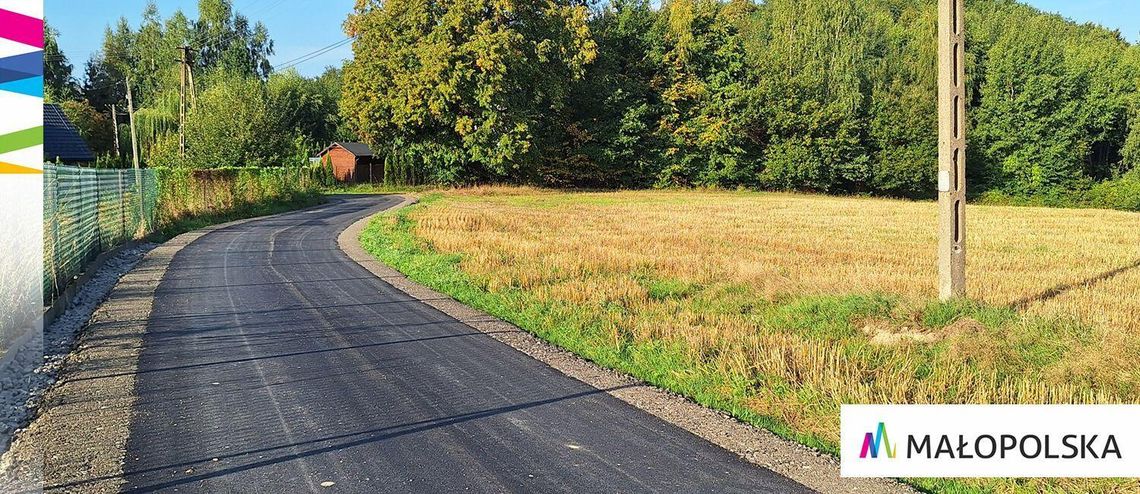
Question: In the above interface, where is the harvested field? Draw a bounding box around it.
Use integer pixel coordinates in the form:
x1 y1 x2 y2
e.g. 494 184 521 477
361 187 1140 493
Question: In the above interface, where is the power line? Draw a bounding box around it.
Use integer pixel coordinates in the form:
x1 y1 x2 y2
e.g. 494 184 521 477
247 0 290 19
79 34 351 95
272 36 354 73
273 37 348 68
65 1 346 96
240 0 268 12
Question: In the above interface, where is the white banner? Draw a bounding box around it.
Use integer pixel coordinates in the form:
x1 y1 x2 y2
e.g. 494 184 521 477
841 405 1140 478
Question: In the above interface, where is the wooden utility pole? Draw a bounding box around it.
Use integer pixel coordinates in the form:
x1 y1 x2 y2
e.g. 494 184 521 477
126 76 145 230
110 103 121 159
178 45 190 159
938 0 966 300
125 77 140 171
187 49 197 109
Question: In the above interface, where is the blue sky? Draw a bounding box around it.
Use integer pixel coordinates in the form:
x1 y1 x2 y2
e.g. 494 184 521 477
1029 0 1140 42
48 0 1140 79
48 0 356 78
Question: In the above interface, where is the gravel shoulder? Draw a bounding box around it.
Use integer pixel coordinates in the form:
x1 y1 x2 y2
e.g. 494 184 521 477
0 218 260 493
340 195 914 494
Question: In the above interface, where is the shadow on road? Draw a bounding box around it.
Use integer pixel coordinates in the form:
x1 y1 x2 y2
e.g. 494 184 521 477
45 384 640 493
67 328 522 383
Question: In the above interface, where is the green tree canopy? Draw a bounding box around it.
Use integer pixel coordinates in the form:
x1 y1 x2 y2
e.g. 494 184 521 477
341 0 597 183
44 21 79 102
177 72 288 168
58 0 338 169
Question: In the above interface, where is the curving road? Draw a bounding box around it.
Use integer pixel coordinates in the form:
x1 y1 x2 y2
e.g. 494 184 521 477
121 195 811 493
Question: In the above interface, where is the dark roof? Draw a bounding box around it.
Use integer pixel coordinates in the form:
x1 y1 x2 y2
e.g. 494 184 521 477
43 103 95 163
319 142 374 158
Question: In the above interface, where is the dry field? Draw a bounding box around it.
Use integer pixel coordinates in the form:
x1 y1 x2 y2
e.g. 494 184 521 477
365 186 1140 492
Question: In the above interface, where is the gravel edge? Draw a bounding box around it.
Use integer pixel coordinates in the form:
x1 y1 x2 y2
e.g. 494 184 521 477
0 215 266 493
340 195 914 494
0 243 155 492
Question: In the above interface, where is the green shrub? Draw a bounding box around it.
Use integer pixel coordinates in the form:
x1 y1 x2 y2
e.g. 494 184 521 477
977 170 1140 212
152 166 327 232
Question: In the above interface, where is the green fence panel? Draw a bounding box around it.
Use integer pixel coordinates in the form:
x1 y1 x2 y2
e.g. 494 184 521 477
42 164 158 305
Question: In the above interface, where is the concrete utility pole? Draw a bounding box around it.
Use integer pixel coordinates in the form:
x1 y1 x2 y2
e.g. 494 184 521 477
938 0 967 300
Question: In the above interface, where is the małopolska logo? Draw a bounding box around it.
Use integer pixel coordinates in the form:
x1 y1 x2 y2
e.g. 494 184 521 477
860 422 896 459
855 418 1120 461
842 405 1139 477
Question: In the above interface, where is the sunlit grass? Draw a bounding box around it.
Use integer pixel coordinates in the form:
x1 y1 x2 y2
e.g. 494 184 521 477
154 170 327 238
361 186 1140 493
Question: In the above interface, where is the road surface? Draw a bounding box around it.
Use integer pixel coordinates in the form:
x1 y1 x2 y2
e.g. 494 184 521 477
120 195 811 493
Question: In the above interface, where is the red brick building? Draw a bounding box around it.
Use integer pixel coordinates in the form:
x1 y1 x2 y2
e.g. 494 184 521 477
318 142 380 183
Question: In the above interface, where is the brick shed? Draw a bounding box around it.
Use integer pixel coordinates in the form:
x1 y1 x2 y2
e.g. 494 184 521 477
318 142 381 183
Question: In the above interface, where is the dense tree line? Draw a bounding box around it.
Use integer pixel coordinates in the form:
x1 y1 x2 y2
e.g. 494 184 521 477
343 0 1140 207
45 0 346 169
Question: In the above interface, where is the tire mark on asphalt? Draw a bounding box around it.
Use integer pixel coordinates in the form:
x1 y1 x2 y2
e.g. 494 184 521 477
222 220 321 493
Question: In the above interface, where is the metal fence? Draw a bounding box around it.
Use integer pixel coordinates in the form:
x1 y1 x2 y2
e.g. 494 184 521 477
43 164 158 303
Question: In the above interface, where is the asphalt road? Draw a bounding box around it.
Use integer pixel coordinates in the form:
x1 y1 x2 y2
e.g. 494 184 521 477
121 195 811 493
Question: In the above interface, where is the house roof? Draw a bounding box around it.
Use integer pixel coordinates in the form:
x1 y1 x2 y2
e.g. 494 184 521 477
319 142 374 158
43 103 95 163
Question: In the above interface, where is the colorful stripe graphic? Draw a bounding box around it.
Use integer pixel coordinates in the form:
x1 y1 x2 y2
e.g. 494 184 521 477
0 8 43 48
0 161 41 173
0 126 43 154
0 51 42 82
0 5 43 174
0 75 42 97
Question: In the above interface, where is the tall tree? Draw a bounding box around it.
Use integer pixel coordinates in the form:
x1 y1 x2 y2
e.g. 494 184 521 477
341 0 597 184
194 0 274 78
547 0 661 187
972 8 1120 194
269 69 343 147
81 57 126 111
648 0 758 187
180 72 288 167
866 0 938 198
44 21 79 102
746 0 885 193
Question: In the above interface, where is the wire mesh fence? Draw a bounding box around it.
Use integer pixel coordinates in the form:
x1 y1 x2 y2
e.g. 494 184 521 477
42 164 158 304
